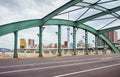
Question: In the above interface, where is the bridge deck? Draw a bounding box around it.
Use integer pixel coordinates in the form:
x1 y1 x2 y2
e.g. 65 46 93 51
0 54 119 77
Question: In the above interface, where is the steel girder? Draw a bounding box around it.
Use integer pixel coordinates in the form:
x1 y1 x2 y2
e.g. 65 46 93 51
98 26 120 34
41 0 83 25
99 34 118 53
58 25 62 56
76 6 120 25
0 19 74 36
57 1 119 20
85 30 88 55
75 2 120 19
39 26 43 57
0 20 41 36
75 2 107 11
95 35 98 54
77 24 119 53
41 0 120 25
13 31 18 58
73 26 77 55
0 19 119 53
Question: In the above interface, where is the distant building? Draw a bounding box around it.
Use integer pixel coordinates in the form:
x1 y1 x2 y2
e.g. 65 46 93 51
28 39 35 48
62 45 65 48
115 39 120 45
0 48 11 52
77 40 85 48
88 44 93 48
20 39 26 49
70 43 73 48
42 44 47 48
47 43 55 48
34 44 39 48
55 43 57 48
98 31 118 46
64 41 70 48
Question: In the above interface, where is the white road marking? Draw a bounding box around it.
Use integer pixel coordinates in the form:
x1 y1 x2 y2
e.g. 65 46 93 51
0 58 119 75
101 57 113 61
0 56 119 69
54 63 120 77
0 57 104 69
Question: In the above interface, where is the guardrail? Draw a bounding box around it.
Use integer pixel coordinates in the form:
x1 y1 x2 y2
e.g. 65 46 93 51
0 47 113 58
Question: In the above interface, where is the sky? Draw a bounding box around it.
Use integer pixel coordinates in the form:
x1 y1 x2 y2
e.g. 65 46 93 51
0 0 120 49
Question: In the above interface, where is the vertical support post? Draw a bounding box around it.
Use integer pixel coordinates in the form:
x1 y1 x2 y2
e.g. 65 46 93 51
14 31 18 58
85 30 88 55
95 35 98 54
58 25 62 56
73 26 76 55
39 26 43 57
104 42 106 54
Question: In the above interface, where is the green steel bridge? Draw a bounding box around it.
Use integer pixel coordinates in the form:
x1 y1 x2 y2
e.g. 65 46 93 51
0 0 120 58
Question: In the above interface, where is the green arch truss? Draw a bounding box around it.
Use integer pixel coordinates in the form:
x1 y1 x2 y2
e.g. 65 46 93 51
0 19 119 53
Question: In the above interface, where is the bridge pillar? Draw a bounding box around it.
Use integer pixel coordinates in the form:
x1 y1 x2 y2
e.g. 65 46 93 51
95 35 98 54
39 26 43 57
73 26 76 55
104 42 107 54
13 31 18 58
85 30 88 55
58 25 62 56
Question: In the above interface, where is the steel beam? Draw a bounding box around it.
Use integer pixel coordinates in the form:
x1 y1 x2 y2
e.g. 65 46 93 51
1 19 120 37
0 19 75 36
13 31 18 58
41 0 83 23
75 2 106 11
99 34 119 53
98 26 120 34
95 35 98 54
104 42 107 54
39 26 43 57
76 6 120 25
58 25 62 56
73 26 76 55
75 1 120 18
85 30 88 55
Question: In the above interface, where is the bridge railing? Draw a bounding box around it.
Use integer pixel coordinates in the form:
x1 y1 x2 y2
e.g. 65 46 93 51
0 47 114 58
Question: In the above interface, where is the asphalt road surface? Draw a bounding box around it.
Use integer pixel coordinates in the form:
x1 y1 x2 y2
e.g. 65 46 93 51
0 54 120 77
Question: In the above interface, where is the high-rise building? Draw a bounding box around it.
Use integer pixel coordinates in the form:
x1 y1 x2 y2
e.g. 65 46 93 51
28 39 35 48
98 31 118 46
20 39 26 49
66 27 71 48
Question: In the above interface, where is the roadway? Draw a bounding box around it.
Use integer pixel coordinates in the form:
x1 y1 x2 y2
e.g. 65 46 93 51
0 54 120 77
